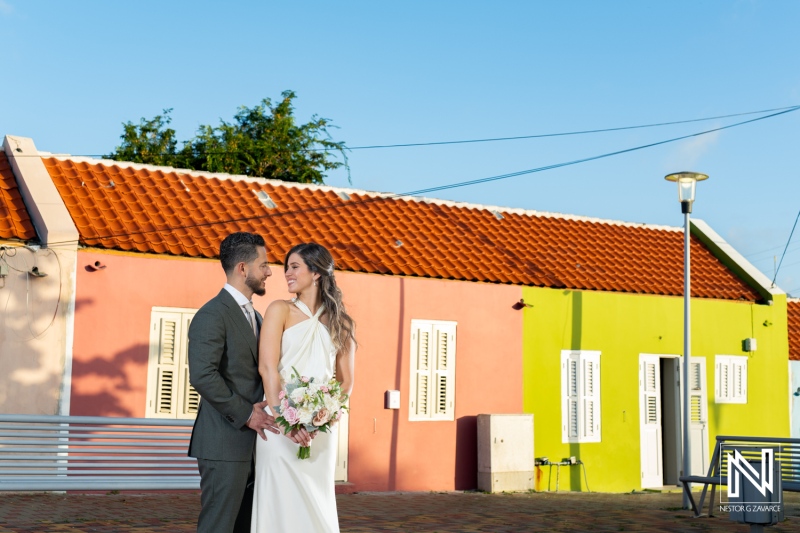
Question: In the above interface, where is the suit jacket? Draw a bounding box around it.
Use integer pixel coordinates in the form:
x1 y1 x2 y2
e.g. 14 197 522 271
188 289 264 461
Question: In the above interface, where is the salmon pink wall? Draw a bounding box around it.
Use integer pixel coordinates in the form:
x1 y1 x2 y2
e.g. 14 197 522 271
72 249 523 491
72 250 230 417
333 272 523 492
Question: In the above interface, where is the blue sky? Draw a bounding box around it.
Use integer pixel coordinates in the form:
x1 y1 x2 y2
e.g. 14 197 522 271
2 2 799 293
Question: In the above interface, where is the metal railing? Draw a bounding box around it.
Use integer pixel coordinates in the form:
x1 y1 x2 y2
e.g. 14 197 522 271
0 414 199 491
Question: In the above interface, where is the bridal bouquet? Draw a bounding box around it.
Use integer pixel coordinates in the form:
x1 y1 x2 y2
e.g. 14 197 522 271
275 367 349 459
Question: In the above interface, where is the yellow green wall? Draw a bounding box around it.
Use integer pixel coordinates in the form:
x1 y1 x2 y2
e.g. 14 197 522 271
522 286 789 492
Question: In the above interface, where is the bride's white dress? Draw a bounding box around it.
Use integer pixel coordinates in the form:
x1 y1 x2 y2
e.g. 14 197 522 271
251 300 340 533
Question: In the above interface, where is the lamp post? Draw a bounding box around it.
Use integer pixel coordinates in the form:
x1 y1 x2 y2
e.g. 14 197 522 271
665 171 708 509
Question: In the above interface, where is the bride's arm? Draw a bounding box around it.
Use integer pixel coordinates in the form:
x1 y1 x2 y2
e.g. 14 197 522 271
259 300 313 446
336 336 356 396
259 300 288 410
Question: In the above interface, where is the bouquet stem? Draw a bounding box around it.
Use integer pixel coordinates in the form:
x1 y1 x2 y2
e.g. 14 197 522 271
297 445 311 460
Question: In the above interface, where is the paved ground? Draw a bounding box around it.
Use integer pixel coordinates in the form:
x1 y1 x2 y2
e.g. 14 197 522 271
0 490 798 532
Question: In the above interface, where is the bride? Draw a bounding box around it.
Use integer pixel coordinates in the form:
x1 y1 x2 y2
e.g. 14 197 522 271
252 242 356 533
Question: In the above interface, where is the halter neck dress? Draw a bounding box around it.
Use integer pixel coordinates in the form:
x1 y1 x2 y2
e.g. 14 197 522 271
251 299 340 533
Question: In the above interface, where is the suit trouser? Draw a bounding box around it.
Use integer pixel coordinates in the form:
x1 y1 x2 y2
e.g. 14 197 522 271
196 458 254 533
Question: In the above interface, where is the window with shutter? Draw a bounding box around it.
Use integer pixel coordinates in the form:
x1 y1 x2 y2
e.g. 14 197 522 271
561 350 601 443
409 320 457 421
146 307 198 419
715 355 747 404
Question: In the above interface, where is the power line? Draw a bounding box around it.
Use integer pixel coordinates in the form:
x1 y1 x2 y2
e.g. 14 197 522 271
14 105 800 159
342 105 800 151
42 104 800 248
772 210 800 287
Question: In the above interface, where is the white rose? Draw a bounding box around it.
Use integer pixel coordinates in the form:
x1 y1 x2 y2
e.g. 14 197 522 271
298 406 314 425
290 387 307 403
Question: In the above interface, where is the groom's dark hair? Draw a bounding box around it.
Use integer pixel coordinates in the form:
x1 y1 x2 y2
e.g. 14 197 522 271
220 232 266 274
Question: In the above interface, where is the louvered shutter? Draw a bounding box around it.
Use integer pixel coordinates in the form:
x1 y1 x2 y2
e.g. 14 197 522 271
562 350 601 443
715 355 747 404
731 358 747 402
432 322 456 419
643 359 659 425
147 308 198 419
581 352 601 442
689 361 705 423
562 353 580 441
409 322 432 419
148 311 182 418
409 320 457 421
716 359 729 401
179 314 200 418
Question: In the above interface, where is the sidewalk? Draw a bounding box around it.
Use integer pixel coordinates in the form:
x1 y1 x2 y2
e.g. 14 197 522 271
0 490 798 532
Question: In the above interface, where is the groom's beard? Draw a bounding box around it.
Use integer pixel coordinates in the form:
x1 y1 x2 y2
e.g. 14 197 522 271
246 273 266 296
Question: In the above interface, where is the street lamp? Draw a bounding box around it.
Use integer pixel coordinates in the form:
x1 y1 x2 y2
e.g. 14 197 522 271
665 171 708 509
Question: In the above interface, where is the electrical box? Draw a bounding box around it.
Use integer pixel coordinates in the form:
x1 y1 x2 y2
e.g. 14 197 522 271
0 263 7 277
744 338 757 352
477 414 534 493
384 390 400 409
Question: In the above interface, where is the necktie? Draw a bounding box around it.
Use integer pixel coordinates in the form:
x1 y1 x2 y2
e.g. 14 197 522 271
243 302 258 338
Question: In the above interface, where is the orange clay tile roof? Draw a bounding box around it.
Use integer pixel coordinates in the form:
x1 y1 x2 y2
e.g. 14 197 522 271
42 156 761 302
0 152 37 241
789 299 800 361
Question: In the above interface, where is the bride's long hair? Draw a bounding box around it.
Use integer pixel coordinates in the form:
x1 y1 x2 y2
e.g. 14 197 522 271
284 243 356 354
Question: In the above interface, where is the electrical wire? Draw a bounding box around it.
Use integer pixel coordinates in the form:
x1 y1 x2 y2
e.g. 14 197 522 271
10 104 799 158
36 104 800 249
771 210 800 287
333 105 800 151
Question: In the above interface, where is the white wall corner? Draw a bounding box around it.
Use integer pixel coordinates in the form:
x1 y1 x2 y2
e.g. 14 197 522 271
3 135 79 246
691 218 784 300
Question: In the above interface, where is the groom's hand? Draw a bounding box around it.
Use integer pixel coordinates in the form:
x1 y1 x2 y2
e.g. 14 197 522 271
247 400 281 440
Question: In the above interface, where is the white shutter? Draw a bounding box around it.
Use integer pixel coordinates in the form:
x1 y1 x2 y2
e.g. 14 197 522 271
146 308 198 419
582 352 601 442
432 323 456 419
689 361 705 423
732 358 747 402
715 355 747 404
562 352 579 442
409 321 432 419
147 312 182 418
688 357 709 476
562 350 600 443
409 320 457 421
179 314 200 418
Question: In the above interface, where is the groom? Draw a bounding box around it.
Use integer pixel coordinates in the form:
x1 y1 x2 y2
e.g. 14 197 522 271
188 232 280 533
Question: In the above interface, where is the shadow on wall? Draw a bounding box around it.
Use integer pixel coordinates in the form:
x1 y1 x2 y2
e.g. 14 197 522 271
0 264 80 415
70 343 149 417
455 415 478 490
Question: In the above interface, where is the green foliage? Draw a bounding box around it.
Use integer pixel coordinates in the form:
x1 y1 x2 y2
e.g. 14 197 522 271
106 91 348 184
108 110 180 167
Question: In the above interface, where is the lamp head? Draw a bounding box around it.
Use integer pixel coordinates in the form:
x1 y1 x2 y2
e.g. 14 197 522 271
665 171 708 213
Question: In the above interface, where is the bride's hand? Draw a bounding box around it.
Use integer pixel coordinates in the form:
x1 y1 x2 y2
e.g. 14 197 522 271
286 427 314 447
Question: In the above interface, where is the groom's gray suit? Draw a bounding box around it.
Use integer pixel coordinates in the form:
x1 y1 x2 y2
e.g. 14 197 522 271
189 288 263 533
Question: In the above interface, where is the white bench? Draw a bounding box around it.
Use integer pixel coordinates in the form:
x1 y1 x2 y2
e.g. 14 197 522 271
0 414 199 491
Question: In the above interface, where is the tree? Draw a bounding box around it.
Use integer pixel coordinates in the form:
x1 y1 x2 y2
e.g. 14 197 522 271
108 110 181 167
107 91 348 184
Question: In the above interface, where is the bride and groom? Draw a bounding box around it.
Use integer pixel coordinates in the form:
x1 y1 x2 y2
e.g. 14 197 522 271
188 232 356 533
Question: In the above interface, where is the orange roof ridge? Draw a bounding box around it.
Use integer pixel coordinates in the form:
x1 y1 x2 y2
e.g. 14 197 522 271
52 155 682 232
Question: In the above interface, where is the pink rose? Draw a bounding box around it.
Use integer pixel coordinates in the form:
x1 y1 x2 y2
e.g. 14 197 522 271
320 385 329 393
280 398 289 411
312 408 330 427
283 406 299 425
301 376 310 383
278 390 286 399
